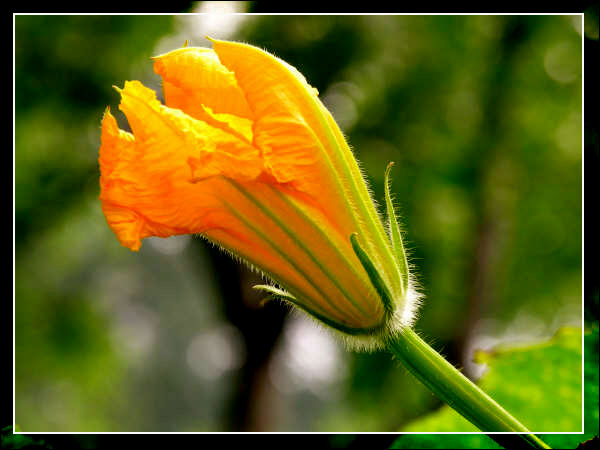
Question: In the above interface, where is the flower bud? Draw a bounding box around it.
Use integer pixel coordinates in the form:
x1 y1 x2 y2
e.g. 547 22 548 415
99 39 419 349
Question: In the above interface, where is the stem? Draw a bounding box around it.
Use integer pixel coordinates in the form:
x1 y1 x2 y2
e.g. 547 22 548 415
387 327 551 449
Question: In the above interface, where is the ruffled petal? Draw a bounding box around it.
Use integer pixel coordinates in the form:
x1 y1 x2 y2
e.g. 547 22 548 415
99 81 265 251
208 39 359 234
208 39 320 122
153 47 253 120
98 107 135 179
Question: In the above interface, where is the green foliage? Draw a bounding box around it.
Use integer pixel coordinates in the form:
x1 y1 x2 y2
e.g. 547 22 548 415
1 426 49 449
15 15 176 249
391 433 502 450
14 14 178 432
391 327 595 449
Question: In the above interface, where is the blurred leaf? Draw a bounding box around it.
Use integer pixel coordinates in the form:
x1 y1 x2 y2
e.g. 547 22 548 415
392 326 594 449
390 433 501 449
1 425 50 449
583 325 600 434
15 15 176 249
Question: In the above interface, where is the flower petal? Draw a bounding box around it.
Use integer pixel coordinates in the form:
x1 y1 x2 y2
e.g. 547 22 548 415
99 80 265 251
98 106 135 179
208 39 361 234
153 47 253 120
208 39 320 123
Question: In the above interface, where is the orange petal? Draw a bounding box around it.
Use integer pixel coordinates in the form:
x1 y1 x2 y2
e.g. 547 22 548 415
99 81 265 251
208 39 360 234
154 41 353 235
98 107 135 179
202 178 384 329
153 47 254 120
209 39 320 122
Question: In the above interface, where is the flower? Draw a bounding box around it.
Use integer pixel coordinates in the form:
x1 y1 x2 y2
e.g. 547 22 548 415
99 38 417 347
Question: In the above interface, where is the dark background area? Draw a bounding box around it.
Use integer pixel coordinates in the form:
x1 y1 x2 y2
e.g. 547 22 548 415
12 4 595 442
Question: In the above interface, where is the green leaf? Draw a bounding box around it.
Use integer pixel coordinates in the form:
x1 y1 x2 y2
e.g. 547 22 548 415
391 326 595 449
1 425 50 449
390 433 502 449
583 325 599 434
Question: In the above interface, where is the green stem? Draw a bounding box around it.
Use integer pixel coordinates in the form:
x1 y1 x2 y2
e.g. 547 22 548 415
387 327 551 449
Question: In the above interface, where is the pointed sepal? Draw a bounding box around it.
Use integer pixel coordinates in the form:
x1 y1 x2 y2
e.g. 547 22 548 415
253 283 387 336
350 233 394 315
253 284 297 303
384 162 409 296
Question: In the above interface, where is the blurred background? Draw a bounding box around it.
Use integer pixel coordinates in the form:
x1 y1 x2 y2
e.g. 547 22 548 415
14 5 592 433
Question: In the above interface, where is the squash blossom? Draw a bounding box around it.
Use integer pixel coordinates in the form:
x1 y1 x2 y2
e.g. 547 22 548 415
99 38 419 349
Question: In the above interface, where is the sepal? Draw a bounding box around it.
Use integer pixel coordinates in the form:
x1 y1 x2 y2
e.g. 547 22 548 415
384 162 409 296
350 233 394 315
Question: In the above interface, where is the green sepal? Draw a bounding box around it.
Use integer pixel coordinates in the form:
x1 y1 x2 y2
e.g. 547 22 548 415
349 233 395 315
252 284 388 336
253 284 297 302
252 284 294 307
384 162 409 296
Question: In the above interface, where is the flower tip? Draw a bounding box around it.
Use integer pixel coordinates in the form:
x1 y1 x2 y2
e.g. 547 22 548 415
349 232 362 254
112 84 122 94
205 36 229 48
385 161 396 175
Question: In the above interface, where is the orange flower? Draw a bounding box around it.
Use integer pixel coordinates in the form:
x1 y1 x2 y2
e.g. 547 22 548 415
99 39 416 346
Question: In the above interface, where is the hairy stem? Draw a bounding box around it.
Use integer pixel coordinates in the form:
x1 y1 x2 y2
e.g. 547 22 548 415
387 327 550 448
